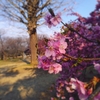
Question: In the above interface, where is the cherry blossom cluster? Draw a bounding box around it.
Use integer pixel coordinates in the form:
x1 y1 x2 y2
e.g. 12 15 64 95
44 12 62 28
38 0 100 100
65 78 100 100
38 33 67 74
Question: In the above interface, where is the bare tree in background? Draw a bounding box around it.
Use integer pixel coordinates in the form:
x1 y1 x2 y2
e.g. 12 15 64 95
5 37 27 58
0 29 7 60
0 0 75 65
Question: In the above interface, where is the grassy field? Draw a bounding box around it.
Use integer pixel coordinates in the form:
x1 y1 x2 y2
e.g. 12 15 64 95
0 59 58 100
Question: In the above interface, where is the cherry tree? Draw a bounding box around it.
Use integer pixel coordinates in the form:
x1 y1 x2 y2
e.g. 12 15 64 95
38 0 100 99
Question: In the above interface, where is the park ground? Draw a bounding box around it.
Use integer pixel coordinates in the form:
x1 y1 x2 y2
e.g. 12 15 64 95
0 59 58 100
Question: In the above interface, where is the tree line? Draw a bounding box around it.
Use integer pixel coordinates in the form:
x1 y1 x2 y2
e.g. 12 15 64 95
0 29 48 60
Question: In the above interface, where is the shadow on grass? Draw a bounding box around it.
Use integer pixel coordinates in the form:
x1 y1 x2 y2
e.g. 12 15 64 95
0 65 19 77
4 69 19 77
21 59 30 64
0 68 58 100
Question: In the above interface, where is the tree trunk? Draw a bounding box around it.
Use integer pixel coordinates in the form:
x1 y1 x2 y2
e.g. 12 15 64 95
29 28 38 66
1 53 4 60
27 0 39 66
1 52 6 60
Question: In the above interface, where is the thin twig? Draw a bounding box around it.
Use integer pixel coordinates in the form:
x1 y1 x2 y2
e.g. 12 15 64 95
61 21 97 43
86 86 100 100
64 54 100 61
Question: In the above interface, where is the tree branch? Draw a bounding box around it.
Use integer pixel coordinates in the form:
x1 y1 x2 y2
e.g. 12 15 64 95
63 54 100 61
86 86 100 100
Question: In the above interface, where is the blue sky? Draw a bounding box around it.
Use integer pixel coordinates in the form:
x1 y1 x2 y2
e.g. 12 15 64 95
38 0 97 37
0 0 98 37
61 0 97 22
74 0 97 17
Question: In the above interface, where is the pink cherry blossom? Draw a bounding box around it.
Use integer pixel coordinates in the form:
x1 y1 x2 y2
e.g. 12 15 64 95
56 92 61 98
93 62 100 74
45 33 67 59
50 12 62 26
45 49 56 58
44 13 53 28
39 2 100 99
97 0 100 2
51 97 55 100
45 40 56 59
44 12 61 27
66 78 93 100
59 39 67 54
38 56 51 70
48 63 62 74
69 97 74 100
48 66 54 74
61 96 66 99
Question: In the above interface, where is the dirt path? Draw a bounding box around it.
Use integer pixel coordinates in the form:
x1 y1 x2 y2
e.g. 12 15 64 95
0 62 58 100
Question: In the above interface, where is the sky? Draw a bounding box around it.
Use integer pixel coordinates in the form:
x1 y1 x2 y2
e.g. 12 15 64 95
62 0 97 21
75 0 97 17
0 0 98 37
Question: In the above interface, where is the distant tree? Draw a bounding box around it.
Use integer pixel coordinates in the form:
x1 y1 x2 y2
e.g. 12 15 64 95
5 37 28 58
0 29 7 60
0 0 75 65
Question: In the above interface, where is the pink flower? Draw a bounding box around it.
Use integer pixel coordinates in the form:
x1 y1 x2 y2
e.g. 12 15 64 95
45 49 56 57
45 41 56 58
59 38 67 54
44 13 53 28
50 12 62 26
69 97 74 100
56 92 61 98
48 66 55 74
54 63 62 74
61 96 66 99
93 62 100 74
48 63 62 74
97 0 100 2
51 97 55 100
66 78 93 100
44 12 61 27
45 35 67 59
38 56 51 70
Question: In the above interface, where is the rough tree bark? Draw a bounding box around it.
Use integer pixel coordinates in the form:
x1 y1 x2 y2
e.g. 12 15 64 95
29 29 38 65
27 0 39 65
